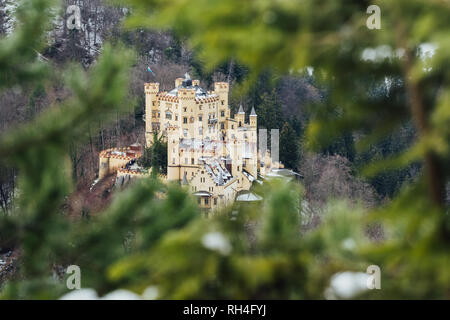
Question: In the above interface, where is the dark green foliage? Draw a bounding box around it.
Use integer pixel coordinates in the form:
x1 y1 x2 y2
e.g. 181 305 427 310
255 90 284 131
138 133 168 175
280 122 300 170
322 133 356 163
164 37 183 63
137 147 151 168
151 133 168 176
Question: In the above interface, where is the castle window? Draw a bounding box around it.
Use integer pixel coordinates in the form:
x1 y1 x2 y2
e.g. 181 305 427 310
175 115 178 121
152 111 156 118
221 122 225 130
152 101 155 106
158 112 160 118
152 122 160 131
204 198 209 205
183 117 188 124
199 127 203 135
190 117 194 123
183 129 188 137
199 105 202 110
232 125 234 129
221 110 225 117
214 198 217 205
221 100 224 105
191 158 194 165
199 116 202 122
239 121 242 127
165 111 172 120
183 107 187 112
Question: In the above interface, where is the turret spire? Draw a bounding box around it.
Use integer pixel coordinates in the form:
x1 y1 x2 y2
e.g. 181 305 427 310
182 171 188 185
218 170 224 185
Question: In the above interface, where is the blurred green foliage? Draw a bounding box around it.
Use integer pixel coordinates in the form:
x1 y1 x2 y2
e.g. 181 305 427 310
0 0 449 299
123 0 450 298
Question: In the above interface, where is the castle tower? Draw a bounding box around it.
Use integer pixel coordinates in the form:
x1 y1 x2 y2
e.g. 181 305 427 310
145 82 160 147
178 83 196 138
175 77 184 88
235 104 245 127
167 126 181 181
246 106 258 178
214 82 229 109
250 106 257 128
214 82 229 133
99 154 110 179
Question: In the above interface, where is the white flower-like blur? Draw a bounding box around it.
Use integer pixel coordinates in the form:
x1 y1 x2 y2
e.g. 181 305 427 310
341 238 356 251
59 288 142 300
325 271 370 299
59 288 98 300
201 232 232 255
142 286 159 300
101 289 142 300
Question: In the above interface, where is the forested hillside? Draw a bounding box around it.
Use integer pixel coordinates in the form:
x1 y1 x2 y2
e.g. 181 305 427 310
0 0 421 217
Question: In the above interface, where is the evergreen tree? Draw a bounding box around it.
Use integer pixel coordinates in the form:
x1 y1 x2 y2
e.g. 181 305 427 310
256 90 284 131
280 122 300 170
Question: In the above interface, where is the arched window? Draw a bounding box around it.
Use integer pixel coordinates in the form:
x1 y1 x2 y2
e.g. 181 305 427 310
165 110 172 120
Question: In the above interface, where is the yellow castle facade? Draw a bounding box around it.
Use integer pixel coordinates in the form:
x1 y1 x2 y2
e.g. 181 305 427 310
145 75 258 210
98 74 288 211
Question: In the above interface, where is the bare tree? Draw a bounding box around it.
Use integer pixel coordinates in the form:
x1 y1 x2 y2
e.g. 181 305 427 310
300 153 379 208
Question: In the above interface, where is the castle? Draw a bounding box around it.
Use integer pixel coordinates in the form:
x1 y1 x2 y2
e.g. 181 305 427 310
98 74 282 210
